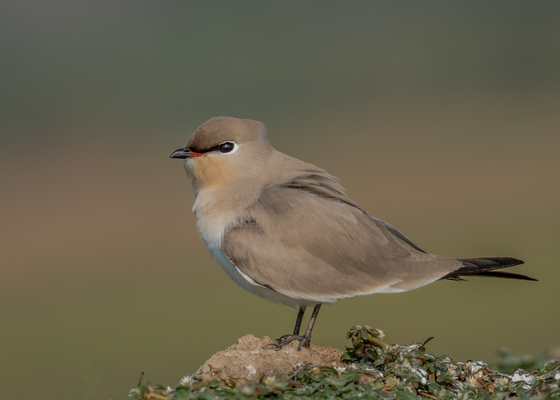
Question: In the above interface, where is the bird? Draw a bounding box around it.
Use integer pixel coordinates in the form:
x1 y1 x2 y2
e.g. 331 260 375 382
170 116 536 351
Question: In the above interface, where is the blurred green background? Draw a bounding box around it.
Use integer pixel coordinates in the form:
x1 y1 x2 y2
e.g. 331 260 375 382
1 1 559 399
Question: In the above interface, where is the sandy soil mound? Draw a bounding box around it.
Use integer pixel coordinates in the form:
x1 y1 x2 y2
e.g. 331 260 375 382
197 334 346 386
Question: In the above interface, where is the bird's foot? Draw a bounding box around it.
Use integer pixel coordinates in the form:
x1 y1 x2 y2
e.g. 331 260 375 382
267 334 311 351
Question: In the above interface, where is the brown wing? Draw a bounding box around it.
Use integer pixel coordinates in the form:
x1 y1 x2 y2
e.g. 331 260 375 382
221 173 462 301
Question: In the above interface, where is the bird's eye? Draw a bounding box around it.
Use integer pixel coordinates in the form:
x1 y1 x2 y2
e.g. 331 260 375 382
218 142 235 153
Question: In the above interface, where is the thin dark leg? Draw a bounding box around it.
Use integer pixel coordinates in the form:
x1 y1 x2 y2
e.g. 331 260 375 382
293 306 306 336
267 304 322 351
300 305 321 346
273 306 306 343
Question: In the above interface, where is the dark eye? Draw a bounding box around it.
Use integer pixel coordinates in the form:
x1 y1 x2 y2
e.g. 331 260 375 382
218 142 235 153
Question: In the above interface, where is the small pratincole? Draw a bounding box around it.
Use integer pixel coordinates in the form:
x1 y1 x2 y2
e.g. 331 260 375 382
170 116 536 350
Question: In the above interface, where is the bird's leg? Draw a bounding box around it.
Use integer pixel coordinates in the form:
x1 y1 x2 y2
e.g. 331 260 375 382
268 305 322 351
293 306 306 335
275 306 306 342
297 304 321 350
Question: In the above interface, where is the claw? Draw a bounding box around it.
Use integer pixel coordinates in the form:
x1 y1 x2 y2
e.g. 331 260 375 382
297 335 311 351
266 334 311 351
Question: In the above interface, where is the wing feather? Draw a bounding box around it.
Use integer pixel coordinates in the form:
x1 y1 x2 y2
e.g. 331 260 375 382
221 172 461 301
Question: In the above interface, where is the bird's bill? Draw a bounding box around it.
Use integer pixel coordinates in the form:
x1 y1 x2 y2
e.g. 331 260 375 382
169 148 203 159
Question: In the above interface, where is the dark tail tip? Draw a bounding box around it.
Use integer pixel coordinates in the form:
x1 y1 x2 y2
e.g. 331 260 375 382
443 257 537 281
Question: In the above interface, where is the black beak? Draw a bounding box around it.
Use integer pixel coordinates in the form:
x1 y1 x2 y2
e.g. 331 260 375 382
170 148 191 159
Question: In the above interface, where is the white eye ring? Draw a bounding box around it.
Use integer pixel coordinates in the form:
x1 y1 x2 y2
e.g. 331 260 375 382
217 141 239 155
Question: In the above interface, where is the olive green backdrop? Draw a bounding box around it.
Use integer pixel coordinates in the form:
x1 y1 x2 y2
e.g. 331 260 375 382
1 1 559 399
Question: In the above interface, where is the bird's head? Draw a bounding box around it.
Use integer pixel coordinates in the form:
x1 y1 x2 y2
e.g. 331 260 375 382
170 117 272 192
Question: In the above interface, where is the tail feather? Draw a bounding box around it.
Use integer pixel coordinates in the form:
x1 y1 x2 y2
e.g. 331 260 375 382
442 257 537 281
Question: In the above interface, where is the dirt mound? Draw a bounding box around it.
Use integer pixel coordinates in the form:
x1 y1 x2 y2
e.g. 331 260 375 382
197 334 345 386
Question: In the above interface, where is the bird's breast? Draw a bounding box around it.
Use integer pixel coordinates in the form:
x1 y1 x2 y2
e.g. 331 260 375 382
192 188 243 248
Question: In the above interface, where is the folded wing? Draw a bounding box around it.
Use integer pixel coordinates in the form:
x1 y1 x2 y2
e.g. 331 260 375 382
221 172 463 302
